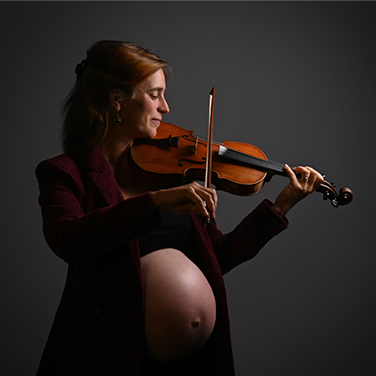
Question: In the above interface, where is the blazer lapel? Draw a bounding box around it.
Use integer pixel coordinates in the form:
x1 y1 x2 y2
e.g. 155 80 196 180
84 145 124 206
82 146 143 276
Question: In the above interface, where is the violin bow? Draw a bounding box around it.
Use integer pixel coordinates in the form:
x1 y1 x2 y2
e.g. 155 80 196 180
205 87 215 190
203 87 215 226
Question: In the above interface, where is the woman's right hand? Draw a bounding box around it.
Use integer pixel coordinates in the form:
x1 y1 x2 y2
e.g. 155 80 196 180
151 182 217 220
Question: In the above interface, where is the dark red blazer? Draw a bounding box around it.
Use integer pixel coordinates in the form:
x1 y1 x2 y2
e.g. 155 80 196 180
35 145 288 376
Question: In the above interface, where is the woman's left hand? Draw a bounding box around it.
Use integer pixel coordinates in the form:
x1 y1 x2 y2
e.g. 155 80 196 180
271 165 324 217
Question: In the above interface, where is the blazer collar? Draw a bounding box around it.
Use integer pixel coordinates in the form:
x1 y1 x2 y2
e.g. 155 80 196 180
84 145 124 206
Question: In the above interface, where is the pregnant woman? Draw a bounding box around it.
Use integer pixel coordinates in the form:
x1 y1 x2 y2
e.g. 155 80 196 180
35 41 323 376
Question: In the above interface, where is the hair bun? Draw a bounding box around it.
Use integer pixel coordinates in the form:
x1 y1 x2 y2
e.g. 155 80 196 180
75 60 87 79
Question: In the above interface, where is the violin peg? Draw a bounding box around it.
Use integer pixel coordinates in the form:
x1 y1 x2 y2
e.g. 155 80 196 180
331 198 339 208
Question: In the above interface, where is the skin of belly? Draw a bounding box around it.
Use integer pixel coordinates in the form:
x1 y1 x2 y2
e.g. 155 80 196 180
141 248 217 361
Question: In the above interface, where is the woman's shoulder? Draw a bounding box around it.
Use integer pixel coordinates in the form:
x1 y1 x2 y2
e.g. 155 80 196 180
35 146 110 183
36 152 82 178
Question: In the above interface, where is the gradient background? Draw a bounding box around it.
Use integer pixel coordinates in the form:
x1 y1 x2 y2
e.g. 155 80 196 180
1 2 375 375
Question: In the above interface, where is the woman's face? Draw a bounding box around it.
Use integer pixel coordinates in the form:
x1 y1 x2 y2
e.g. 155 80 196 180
119 69 170 140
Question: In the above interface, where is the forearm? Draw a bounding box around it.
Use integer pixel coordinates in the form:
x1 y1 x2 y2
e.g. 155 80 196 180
41 193 159 264
207 199 289 274
36 159 160 263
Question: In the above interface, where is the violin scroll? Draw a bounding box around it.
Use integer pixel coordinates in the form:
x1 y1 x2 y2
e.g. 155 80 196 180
317 181 353 208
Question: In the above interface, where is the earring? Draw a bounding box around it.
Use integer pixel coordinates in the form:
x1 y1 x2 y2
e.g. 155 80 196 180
115 111 123 124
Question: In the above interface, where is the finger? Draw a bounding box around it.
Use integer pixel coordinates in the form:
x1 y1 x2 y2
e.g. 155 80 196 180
305 166 324 190
207 188 218 218
186 184 211 218
199 186 217 211
285 164 299 183
193 184 217 218
293 166 311 183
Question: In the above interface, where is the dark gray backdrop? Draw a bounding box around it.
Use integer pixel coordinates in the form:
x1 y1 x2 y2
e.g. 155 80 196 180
1 2 375 375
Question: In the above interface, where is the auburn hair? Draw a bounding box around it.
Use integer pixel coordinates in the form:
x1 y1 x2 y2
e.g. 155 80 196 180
61 40 170 154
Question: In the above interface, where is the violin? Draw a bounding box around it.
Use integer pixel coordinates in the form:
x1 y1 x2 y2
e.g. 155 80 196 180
130 121 353 208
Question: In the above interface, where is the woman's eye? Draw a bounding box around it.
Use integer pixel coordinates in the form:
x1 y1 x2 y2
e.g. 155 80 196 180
150 94 160 100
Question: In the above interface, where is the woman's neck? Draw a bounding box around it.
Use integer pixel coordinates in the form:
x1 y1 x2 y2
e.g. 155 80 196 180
99 126 134 173
99 134 159 199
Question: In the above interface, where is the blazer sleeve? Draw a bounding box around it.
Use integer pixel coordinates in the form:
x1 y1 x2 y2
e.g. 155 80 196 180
35 158 160 264
206 199 289 275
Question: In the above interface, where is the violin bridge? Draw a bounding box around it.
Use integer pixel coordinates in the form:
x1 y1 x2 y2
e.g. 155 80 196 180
194 136 198 154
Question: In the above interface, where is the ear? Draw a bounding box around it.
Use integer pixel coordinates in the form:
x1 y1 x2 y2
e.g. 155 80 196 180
109 91 122 112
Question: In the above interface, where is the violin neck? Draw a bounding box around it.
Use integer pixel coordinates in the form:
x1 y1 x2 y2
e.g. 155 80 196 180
218 145 288 179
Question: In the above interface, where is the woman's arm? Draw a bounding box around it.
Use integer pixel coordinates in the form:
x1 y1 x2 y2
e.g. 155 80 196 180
206 165 323 274
36 159 160 264
206 199 289 275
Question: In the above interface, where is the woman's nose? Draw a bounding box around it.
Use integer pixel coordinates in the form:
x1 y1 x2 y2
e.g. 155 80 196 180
159 97 170 114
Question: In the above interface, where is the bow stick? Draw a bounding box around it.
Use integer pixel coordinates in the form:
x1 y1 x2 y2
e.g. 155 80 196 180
203 87 215 225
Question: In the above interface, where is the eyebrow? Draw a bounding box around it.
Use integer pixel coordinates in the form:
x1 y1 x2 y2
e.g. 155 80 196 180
147 87 165 93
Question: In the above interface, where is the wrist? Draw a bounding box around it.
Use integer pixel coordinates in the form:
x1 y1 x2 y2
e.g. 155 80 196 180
271 203 286 218
271 200 293 218
150 190 165 210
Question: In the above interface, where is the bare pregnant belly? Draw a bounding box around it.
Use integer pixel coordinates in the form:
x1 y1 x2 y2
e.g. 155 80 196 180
141 248 216 361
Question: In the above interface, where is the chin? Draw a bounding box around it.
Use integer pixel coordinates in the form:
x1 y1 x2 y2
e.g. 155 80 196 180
149 128 158 139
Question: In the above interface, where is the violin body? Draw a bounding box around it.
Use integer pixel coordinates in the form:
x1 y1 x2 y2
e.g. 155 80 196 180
131 122 267 195
130 122 353 207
